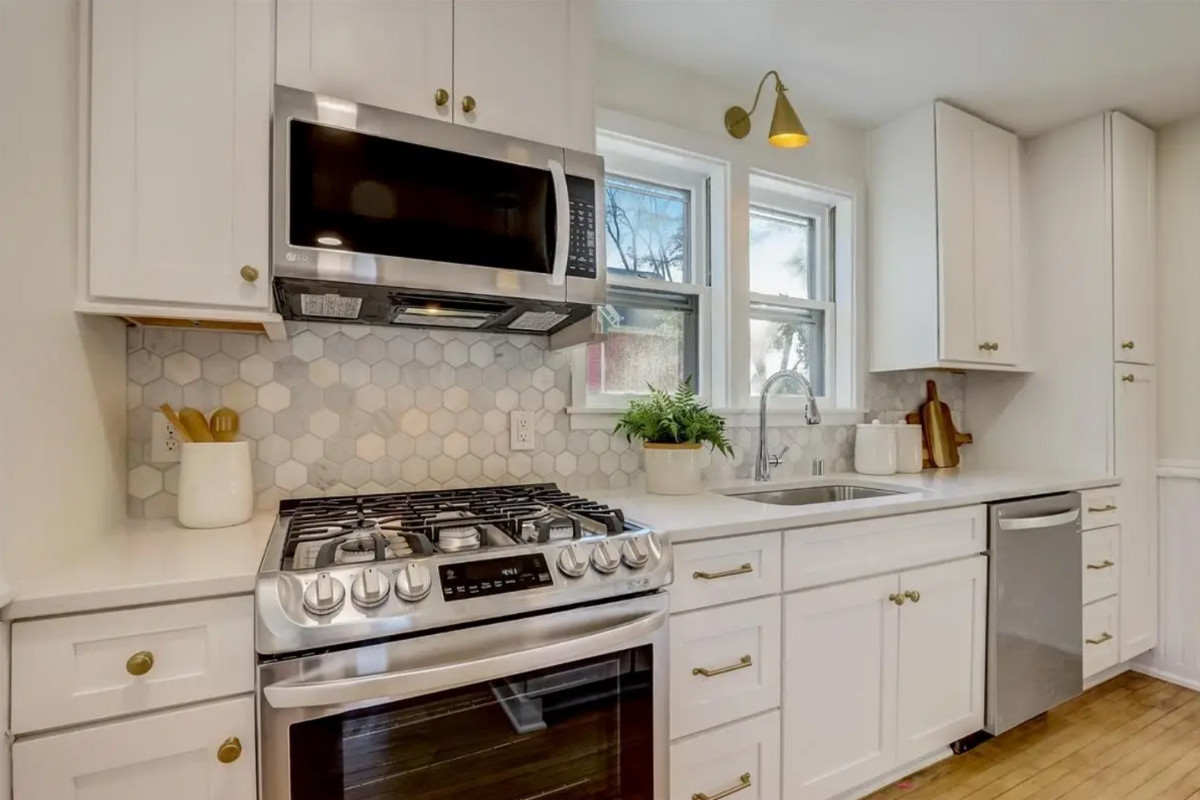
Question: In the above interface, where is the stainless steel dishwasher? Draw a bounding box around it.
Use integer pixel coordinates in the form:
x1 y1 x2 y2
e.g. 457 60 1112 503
986 492 1083 735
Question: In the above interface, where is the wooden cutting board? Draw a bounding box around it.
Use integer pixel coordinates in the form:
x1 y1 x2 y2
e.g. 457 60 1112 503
922 380 959 468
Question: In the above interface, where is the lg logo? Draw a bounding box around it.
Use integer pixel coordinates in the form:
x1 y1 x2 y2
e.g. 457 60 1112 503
284 251 311 263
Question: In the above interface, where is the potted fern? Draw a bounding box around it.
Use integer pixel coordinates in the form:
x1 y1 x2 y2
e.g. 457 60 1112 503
614 381 734 495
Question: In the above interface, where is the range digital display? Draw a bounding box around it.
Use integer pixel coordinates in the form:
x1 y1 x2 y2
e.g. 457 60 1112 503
438 554 553 601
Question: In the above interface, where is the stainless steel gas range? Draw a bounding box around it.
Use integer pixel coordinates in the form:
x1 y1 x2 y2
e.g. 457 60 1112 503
255 484 671 800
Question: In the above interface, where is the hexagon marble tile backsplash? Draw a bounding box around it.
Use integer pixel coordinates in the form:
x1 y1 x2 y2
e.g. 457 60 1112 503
125 324 965 518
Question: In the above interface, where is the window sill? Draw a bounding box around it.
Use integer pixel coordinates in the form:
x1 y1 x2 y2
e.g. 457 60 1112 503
565 406 867 431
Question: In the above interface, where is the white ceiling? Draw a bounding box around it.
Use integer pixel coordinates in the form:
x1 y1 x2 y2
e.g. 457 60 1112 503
597 0 1200 135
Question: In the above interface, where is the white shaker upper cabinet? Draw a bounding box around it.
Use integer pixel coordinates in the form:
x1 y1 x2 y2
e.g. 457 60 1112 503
87 0 271 310
275 0 454 121
1111 113 1156 365
452 0 596 152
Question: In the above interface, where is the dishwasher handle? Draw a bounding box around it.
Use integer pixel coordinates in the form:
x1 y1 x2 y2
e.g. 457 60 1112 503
996 508 1080 531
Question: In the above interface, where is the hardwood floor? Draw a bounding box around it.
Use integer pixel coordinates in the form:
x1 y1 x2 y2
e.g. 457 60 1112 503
866 672 1200 800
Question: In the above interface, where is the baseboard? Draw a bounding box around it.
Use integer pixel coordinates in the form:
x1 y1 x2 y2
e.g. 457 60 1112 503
831 748 953 800
1131 663 1200 692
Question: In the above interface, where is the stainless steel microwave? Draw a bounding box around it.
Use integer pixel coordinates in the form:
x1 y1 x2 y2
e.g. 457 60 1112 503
271 86 605 334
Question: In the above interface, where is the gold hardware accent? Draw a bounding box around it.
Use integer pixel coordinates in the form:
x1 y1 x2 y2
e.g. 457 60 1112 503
433 88 449 107
992 342 1000 351
889 593 905 606
903 590 921 603
1122 374 1135 382
692 655 752 678
693 563 753 580
216 737 242 764
1122 340 1135 350
693 772 752 800
1086 632 1113 645
125 651 154 677
461 95 476 113
239 265 259 283
1087 559 1115 570
1087 504 1117 512
978 342 999 351
725 70 809 149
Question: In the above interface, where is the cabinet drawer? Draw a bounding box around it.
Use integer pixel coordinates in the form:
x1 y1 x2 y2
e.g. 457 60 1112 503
783 506 986 591
1083 596 1120 678
1081 488 1122 530
671 532 782 612
670 711 781 800
671 597 781 739
12 596 254 734
13 695 256 800
1083 526 1121 604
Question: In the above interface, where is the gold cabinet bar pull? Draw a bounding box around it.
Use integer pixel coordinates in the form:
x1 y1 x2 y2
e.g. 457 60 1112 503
1087 559 1115 570
217 737 242 764
903 590 921 603
692 772 752 800
1087 504 1117 512
126 651 154 676
888 593 905 606
1086 632 1113 645
693 563 753 580
692 655 752 677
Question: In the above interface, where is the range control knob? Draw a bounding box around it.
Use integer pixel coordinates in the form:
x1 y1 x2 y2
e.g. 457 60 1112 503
557 543 589 578
303 572 345 616
621 537 651 569
351 566 390 608
591 540 621 574
395 561 432 602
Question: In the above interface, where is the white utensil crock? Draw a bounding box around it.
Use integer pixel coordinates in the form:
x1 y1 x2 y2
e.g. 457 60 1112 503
854 420 898 476
178 441 253 529
643 443 703 495
896 422 925 473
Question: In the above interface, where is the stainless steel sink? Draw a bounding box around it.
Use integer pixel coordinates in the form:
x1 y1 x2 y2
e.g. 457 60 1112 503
728 484 904 506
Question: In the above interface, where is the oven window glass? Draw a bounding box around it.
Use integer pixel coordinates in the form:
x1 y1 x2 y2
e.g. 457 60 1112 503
288 645 654 800
289 120 558 274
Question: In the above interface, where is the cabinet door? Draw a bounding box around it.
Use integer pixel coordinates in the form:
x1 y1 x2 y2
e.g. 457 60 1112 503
1111 112 1156 364
783 575 899 800
935 102 1019 365
1115 364 1158 660
896 556 987 763
276 0 454 119
89 0 270 309
452 0 595 151
13 696 255 800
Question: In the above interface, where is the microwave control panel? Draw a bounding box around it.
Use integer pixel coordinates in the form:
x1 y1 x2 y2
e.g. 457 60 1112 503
565 176 598 278
438 554 554 601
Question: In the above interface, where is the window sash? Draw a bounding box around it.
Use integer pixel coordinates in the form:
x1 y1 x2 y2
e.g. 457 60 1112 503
749 205 820 302
604 174 693 284
749 299 836 401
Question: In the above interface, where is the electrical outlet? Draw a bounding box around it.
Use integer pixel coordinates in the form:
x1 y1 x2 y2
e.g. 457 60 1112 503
510 410 535 451
151 411 183 463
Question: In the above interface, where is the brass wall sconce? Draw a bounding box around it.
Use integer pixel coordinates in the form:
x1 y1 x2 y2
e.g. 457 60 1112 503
725 70 810 148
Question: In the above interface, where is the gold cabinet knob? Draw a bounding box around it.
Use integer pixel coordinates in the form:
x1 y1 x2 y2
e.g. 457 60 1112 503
216 737 242 764
126 651 154 676
434 88 449 107
888 593 905 606
904 590 921 603
1122 374 1135 382
239 265 259 283
1121 340 1135 350
991 342 1000 351
462 95 476 114
978 343 990 351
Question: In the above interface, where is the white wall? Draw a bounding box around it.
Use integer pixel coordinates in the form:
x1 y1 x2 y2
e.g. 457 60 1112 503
0 0 127 570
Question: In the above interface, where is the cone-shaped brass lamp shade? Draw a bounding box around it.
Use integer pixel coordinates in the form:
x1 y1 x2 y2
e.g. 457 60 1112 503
768 87 810 148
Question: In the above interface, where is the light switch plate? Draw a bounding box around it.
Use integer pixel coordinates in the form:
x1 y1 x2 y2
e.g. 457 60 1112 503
510 410 535 451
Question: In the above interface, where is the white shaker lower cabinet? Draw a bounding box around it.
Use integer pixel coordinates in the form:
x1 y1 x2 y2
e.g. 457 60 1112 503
1115 364 1157 662
12 695 256 800
670 711 782 800
782 557 988 800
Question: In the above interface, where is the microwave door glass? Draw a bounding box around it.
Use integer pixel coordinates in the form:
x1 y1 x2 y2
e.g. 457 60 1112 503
289 120 557 275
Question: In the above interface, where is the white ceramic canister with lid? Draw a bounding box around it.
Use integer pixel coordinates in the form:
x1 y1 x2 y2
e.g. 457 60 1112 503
855 419 898 476
895 421 925 473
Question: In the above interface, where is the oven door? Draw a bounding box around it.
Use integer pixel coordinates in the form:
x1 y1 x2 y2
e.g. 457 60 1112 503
259 592 667 800
273 86 604 309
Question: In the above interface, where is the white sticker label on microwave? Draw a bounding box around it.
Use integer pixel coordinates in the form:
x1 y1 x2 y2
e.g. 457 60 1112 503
508 311 569 331
300 293 363 319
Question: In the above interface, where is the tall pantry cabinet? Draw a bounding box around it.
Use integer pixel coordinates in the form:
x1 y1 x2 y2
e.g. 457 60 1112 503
970 112 1158 671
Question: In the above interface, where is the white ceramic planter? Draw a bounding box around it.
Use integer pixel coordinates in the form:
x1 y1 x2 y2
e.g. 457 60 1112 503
643 443 703 495
178 441 254 529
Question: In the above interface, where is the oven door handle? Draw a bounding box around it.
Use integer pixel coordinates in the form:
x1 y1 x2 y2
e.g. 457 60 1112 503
548 158 570 287
262 606 666 710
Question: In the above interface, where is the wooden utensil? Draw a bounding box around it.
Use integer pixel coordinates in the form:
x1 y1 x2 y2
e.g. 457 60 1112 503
922 380 959 468
158 403 191 442
906 410 973 470
178 407 215 443
210 407 239 443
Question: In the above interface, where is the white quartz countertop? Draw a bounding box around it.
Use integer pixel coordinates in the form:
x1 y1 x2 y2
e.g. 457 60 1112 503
4 513 275 620
592 469 1120 543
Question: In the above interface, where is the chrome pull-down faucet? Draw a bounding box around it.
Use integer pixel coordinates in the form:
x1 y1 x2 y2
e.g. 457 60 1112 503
755 369 821 482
